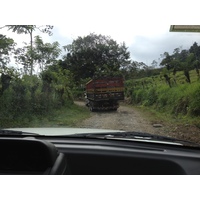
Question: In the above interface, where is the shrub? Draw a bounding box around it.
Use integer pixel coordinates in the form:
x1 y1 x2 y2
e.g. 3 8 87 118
127 77 200 117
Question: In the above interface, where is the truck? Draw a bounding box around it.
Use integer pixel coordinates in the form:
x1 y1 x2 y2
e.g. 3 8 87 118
85 77 124 111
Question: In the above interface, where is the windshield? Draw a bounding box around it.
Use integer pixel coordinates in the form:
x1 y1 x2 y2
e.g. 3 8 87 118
1 5 200 147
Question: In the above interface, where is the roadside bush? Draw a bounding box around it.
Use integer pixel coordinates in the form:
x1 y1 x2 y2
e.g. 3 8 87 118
0 71 74 127
134 89 147 104
127 78 200 118
187 83 200 116
144 87 158 106
156 86 169 109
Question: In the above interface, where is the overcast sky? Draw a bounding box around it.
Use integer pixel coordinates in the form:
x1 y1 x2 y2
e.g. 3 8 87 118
1 0 200 66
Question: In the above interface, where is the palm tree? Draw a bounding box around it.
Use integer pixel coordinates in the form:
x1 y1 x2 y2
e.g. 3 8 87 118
0 25 53 75
1 25 35 75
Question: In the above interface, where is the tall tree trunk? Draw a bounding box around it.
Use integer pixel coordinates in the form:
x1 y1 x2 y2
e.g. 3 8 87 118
30 29 33 75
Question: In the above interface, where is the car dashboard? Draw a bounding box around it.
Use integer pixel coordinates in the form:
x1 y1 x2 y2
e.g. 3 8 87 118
1 136 200 175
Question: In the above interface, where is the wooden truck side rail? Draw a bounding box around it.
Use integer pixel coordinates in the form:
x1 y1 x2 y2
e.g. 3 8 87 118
85 77 124 111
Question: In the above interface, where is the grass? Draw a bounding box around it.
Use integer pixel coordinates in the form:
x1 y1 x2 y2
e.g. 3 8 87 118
0 103 91 128
131 104 200 145
126 69 200 127
134 104 200 127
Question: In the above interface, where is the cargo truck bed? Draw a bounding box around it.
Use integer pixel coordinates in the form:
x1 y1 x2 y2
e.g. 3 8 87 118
85 77 124 111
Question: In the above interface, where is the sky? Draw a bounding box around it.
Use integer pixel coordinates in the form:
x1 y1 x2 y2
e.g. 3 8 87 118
1 0 200 67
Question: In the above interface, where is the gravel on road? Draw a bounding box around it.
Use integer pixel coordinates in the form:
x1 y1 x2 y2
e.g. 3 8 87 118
74 101 200 145
75 101 164 135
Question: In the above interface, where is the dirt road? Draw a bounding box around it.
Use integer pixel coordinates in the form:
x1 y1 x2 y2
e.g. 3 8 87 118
75 101 200 144
75 101 164 135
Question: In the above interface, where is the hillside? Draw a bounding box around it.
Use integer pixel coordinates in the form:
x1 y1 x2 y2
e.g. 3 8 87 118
125 69 200 127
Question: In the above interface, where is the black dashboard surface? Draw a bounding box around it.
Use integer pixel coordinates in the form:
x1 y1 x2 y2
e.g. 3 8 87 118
1 136 200 175
46 137 200 175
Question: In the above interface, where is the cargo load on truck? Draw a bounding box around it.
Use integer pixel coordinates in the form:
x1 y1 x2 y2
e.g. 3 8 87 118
85 76 124 111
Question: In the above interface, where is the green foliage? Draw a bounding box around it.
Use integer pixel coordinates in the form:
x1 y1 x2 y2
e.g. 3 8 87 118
135 89 146 104
144 87 158 106
187 83 200 116
0 102 90 128
0 34 15 68
33 35 61 71
127 69 200 118
62 33 130 83
41 64 74 105
3 25 54 75
0 63 74 128
14 36 61 74
158 42 200 85
121 60 163 80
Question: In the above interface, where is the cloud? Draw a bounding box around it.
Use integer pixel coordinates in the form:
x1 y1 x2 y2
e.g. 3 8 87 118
129 32 200 65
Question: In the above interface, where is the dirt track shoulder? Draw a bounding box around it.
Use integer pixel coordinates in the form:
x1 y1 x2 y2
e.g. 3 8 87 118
74 101 200 144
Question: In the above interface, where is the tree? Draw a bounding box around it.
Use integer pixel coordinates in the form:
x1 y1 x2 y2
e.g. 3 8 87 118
14 45 32 75
189 42 200 60
33 36 61 71
62 33 130 83
0 34 16 95
40 64 73 106
0 66 20 96
151 60 158 68
14 35 61 74
120 61 139 79
193 60 200 79
181 53 195 83
1 25 54 75
0 34 15 69
160 52 173 70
